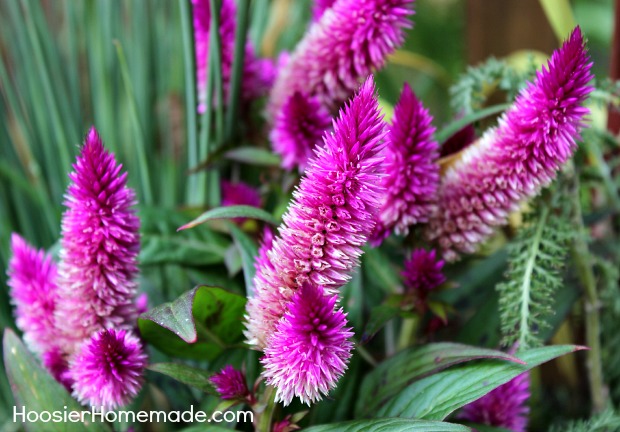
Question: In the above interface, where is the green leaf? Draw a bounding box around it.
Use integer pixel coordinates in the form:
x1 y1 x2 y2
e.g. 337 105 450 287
147 363 217 394
305 418 471 432
355 343 523 416
361 304 402 343
178 205 279 230
139 286 247 360
3 329 110 432
376 345 585 420
227 222 259 295
140 234 227 266
225 147 282 167
435 103 511 144
539 0 577 43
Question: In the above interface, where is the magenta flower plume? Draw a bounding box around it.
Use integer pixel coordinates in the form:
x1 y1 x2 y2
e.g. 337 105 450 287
245 77 386 348
268 0 414 118
402 248 445 294
261 283 354 406
426 27 593 261
193 0 273 112
70 329 146 410
7 234 59 354
459 372 530 432
372 84 439 245
270 91 332 171
55 128 140 353
210 365 251 400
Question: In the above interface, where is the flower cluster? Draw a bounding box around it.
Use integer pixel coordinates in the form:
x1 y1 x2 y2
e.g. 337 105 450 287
7 128 146 410
426 27 593 261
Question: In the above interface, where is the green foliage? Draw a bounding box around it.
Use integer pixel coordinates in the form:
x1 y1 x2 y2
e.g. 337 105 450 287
496 185 573 348
548 409 620 432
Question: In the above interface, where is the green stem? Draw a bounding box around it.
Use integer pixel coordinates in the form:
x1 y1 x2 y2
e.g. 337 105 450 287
397 316 420 351
255 385 276 432
226 0 250 142
355 342 377 367
570 173 607 414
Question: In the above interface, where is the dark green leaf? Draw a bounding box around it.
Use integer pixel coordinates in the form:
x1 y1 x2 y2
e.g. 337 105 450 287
224 147 282 167
376 345 585 420
305 418 471 432
361 304 402 343
227 223 259 295
140 234 227 266
355 343 523 416
3 329 110 432
178 205 279 230
139 286 247 360
148 363 217 394
435 103 510 144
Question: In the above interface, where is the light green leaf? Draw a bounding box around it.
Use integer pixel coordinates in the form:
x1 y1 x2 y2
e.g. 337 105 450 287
305 418 471 432
178 205 279 230
147 363 217 395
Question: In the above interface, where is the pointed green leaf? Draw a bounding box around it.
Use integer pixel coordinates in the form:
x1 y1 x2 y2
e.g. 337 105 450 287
227 222 259 295
139 286 247 360
3 329 110 432
148 363 217 395
178 205 279 230
305 418 471 432
376 345 585 420
355 343 524 416
225 147 281 167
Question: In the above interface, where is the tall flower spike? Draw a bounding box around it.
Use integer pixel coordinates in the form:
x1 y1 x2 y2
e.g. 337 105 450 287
193 0 274 112
371 84 440 245
459 372 530 432
70 329 146 410
268 0 414 117
245 77 386 348
270 91 332 172
261 283 354 406
55 128 140 353
426 27 593 261
7 234 59 355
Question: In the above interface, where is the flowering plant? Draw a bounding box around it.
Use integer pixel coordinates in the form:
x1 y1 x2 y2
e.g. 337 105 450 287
1 1 620 431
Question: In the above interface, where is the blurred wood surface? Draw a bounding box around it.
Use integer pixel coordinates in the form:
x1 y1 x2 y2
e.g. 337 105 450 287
466 0 558 64
608 0 620 134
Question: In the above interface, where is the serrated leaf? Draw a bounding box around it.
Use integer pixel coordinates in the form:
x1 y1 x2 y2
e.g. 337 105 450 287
355 343 523 416
305 418 471 432
3 329 110 432
139 286 246 360
147 363 217 395
224 147 282 167
178 205 279 230
376 345 585 420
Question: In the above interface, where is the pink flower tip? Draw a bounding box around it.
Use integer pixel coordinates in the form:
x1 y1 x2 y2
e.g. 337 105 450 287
261 283 354 406
70 329 147 410
402 248 446 294
210 365 251 401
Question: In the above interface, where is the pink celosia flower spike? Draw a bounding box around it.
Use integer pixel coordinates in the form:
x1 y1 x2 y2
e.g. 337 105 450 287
7 234 59 355
402 248 445 294
210 365 252 401
459 371 530 432
261 282 354 406
70 329 146 410
426 27 593 261
55 127 140 353
270 91 332 172
245 77 386 348
193 0 274 112
371 83 440 245
268 0 414 118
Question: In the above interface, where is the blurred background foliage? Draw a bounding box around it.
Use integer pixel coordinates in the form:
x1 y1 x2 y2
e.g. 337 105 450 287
0 0 617 429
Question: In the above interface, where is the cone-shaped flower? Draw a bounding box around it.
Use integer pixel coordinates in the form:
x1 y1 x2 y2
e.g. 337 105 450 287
55 128 140 353
268 0 414 118
402 248 445 294
70 329 146 410
7 234 59 355
193 0 273 112
245 77 386 348
371 84 440 245
459 372 530 432
210 365 251 400
261 283 354 406
426 27 593 261
271 91 332 171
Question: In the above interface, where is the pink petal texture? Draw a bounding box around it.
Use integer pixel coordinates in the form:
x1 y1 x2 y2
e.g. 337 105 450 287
459 372 530 432
426 27 593 261
270 91 332 172
193 0 274 112
210 365 250 400
55 128 140 353
7 234 59 354
268 0 414 117
402 248 445 294
371 83 440 245
312 0 337 22
42 347 73 391
70 329 146 410
245 77 386 349
261 283 354 406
